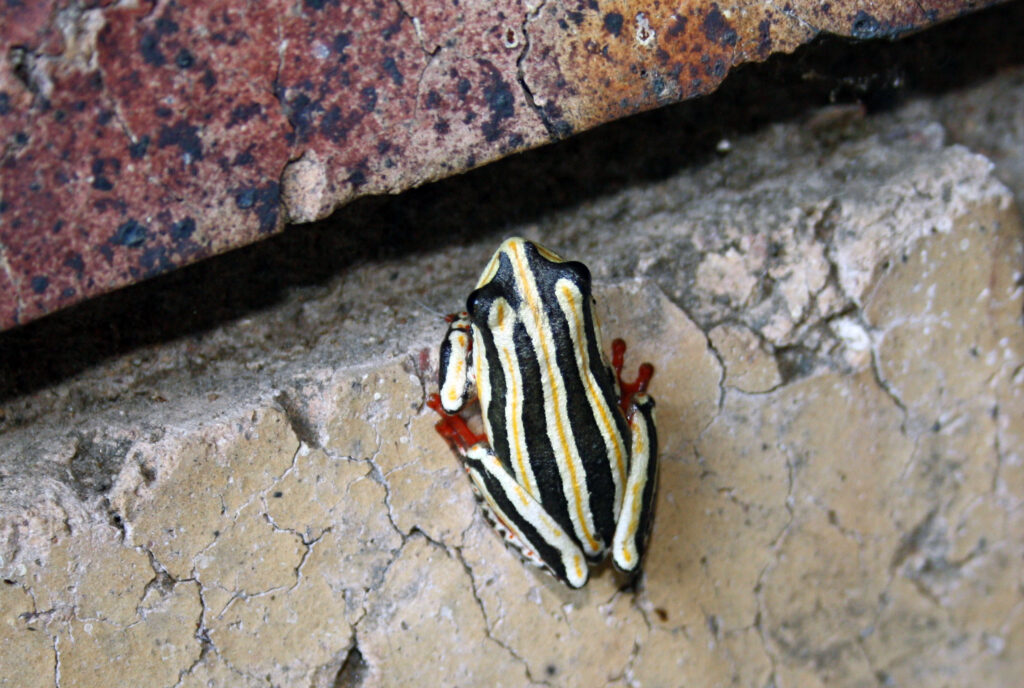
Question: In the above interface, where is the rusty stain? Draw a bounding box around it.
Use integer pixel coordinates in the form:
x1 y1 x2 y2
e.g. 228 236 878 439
0 0 1009 330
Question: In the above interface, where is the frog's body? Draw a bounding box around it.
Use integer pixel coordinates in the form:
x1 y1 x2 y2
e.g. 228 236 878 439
430 238 657 588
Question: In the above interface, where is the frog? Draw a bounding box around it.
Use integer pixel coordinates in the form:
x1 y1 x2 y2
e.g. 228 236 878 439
427 237 657 588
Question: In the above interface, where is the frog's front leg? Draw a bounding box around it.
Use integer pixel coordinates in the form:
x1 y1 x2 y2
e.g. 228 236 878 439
426 394 591 588
438 312 473 413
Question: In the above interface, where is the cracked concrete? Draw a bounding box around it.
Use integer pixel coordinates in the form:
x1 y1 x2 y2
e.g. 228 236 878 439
3 64 1024 686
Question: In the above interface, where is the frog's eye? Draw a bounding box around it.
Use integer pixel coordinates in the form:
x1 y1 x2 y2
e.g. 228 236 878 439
559 260 592 290
466 284 496 321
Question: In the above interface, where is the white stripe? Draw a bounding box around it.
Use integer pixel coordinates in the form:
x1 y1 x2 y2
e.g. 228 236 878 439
507 240 602 556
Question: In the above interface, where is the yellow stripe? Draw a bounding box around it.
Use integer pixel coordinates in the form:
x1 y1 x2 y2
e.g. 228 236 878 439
502 346 536 498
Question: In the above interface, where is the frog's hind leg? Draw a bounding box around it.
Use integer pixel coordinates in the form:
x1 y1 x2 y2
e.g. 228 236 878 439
611 394 658 574
427 394 590 588
463 444 591 589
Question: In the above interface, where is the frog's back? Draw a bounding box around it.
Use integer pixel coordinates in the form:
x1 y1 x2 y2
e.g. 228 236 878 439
467 238 631 556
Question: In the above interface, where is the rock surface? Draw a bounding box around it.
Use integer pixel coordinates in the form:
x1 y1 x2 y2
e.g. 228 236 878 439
2 65 1024 688
0 0 1010 329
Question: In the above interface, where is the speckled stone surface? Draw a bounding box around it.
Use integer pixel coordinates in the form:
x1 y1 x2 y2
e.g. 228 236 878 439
0 0 1008 329
2 47 1023 684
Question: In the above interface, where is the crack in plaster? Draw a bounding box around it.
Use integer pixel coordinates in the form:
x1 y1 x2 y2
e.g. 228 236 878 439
750 442 798 685
868 345 910 434
169 583 216 688
433 532 549 687
53 633 62 688
361 445 407 540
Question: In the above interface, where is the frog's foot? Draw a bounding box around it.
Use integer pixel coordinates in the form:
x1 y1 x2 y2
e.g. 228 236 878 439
611 338 655 417
427 393 486 454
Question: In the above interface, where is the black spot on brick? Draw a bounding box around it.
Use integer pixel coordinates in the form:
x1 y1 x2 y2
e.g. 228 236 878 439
381 57 403 86
319 105 363 143
668 15 688 37
381 19 402 40
507 133 523 148
201 69 216 91
235 183 280 233
110 219 148 247
851 10 880 38
603 12 624 37
64 253 85 274
567 11 584 25
233 148 255 166
757 19 772 55
155 17 180 35
348 169 366 188
30 276 48 294
425 90 441 109
157 120 203 161
13 131 28 146
96 109 114 126
377 140 391 154
333 32 351 56
170 217 195 240
91 157 120 191
140 245 173 276
480 68 514 142
139 32 166 67
254 183 280 233
155 106 173 118
227 102 262 128
457 78 471 97
52 221 63 234
129 135 150 159
434 119 450 134
175 49 195 69
702 7 738 46
235 188 256 209
0 92 10 115
61 287 75 299
285 92 319 141
273 491 283 498
360 86 377 113
53 109 67 122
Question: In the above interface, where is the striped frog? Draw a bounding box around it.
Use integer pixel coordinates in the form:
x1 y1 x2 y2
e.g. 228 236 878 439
427 238 657 588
